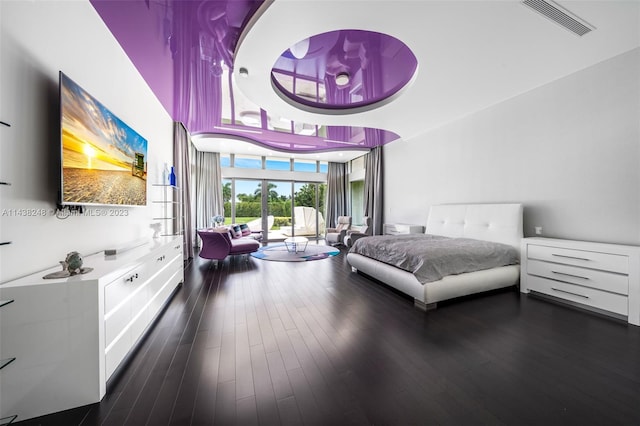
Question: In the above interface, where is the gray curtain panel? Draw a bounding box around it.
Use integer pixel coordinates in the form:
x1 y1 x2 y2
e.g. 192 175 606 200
173 122 194 259
364 146 383 235
193 150 224 241
326 162 348 229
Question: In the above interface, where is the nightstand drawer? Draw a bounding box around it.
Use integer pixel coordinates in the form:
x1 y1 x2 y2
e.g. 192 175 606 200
527 275 628 316
527 259 628 295
527 244 628 274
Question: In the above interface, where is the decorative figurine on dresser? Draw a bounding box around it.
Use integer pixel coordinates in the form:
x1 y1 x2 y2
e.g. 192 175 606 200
43 251 93 279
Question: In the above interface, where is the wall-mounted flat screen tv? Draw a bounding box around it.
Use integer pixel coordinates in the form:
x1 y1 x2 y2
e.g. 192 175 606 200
60 71 147 207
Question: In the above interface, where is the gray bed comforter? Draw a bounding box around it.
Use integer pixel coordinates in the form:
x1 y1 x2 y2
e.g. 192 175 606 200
348 234 519 284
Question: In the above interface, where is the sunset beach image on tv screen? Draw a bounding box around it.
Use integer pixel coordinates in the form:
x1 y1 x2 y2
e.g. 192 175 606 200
60 72 147 206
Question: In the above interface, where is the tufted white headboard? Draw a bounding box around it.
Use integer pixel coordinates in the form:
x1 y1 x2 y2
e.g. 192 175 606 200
425 203 523 252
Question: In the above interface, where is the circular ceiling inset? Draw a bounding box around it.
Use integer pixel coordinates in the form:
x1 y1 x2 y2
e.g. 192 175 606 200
271 29 418 111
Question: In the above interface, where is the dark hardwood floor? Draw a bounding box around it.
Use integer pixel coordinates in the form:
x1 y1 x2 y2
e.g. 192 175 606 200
16 245 640 425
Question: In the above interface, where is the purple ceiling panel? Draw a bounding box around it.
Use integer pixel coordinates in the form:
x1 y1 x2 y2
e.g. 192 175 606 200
90 0 403 153
91 0 176 118
272 30 418 110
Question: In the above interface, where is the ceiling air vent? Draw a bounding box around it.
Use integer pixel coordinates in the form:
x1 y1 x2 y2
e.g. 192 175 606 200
522 0 595 36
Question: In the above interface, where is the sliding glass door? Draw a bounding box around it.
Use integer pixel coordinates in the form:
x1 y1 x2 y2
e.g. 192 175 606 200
292 181 326 241
233 178 264 239
267 181 291 242
220 155 328 244
223 178 326 243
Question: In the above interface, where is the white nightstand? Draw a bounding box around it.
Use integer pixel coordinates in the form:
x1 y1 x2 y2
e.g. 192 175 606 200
383 223 424 235
520 237 640 326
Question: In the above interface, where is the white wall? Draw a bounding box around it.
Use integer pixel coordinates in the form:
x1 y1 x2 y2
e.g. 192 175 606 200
0 0 174 282
384 48 640 246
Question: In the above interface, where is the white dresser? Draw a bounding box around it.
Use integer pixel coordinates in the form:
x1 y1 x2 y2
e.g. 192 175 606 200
520 237 640 326
383 223 425 235
0 236 184 422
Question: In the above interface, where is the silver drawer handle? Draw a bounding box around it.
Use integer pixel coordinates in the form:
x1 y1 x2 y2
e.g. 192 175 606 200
552 253 591 261
551 287 589 299
125 273 138 283
552 271 589 280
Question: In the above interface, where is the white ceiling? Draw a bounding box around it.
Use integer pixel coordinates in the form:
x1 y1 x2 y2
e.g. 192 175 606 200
196 0 639 162
191 133 368 162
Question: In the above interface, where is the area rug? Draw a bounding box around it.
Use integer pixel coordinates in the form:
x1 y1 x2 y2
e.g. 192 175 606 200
250 243 339 262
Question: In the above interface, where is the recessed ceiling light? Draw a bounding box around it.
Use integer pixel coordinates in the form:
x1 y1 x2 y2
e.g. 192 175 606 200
289 38 309 59
239 67 249 77
335 72 350 86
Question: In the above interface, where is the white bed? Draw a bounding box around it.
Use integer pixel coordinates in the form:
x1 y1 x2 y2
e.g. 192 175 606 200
347 203 523 310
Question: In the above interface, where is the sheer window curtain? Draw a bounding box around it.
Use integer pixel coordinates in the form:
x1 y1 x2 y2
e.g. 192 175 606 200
173 122 193 259
192 149 224 245
363 146 383 235
326 162 349 229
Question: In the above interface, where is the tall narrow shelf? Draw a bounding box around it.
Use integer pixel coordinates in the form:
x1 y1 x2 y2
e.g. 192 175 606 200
152 184 182 236
1 122 18 425
1 121 12 246
0 292 16 425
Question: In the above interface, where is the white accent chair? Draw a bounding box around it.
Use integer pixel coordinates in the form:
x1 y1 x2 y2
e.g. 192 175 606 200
325 216 352 246
344 216 372 247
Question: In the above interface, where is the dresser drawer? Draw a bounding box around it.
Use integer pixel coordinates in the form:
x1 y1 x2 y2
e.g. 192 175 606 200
149 269 181 318
147 255 182 297
105 327 132 379
527 275 628 316
527 244 628 274
104 299 131 348
153 240 182 265
527 259 628 295
104 261 151 314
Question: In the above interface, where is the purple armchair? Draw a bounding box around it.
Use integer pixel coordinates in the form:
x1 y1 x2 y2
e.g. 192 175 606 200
197 228 260 260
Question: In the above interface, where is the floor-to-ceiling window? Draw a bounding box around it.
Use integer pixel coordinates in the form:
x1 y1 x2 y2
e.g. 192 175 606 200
292 181 326 240
220 154 328 243
235 177 262 226
350 155 366 227
350 180 364 225
266 180 291 242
